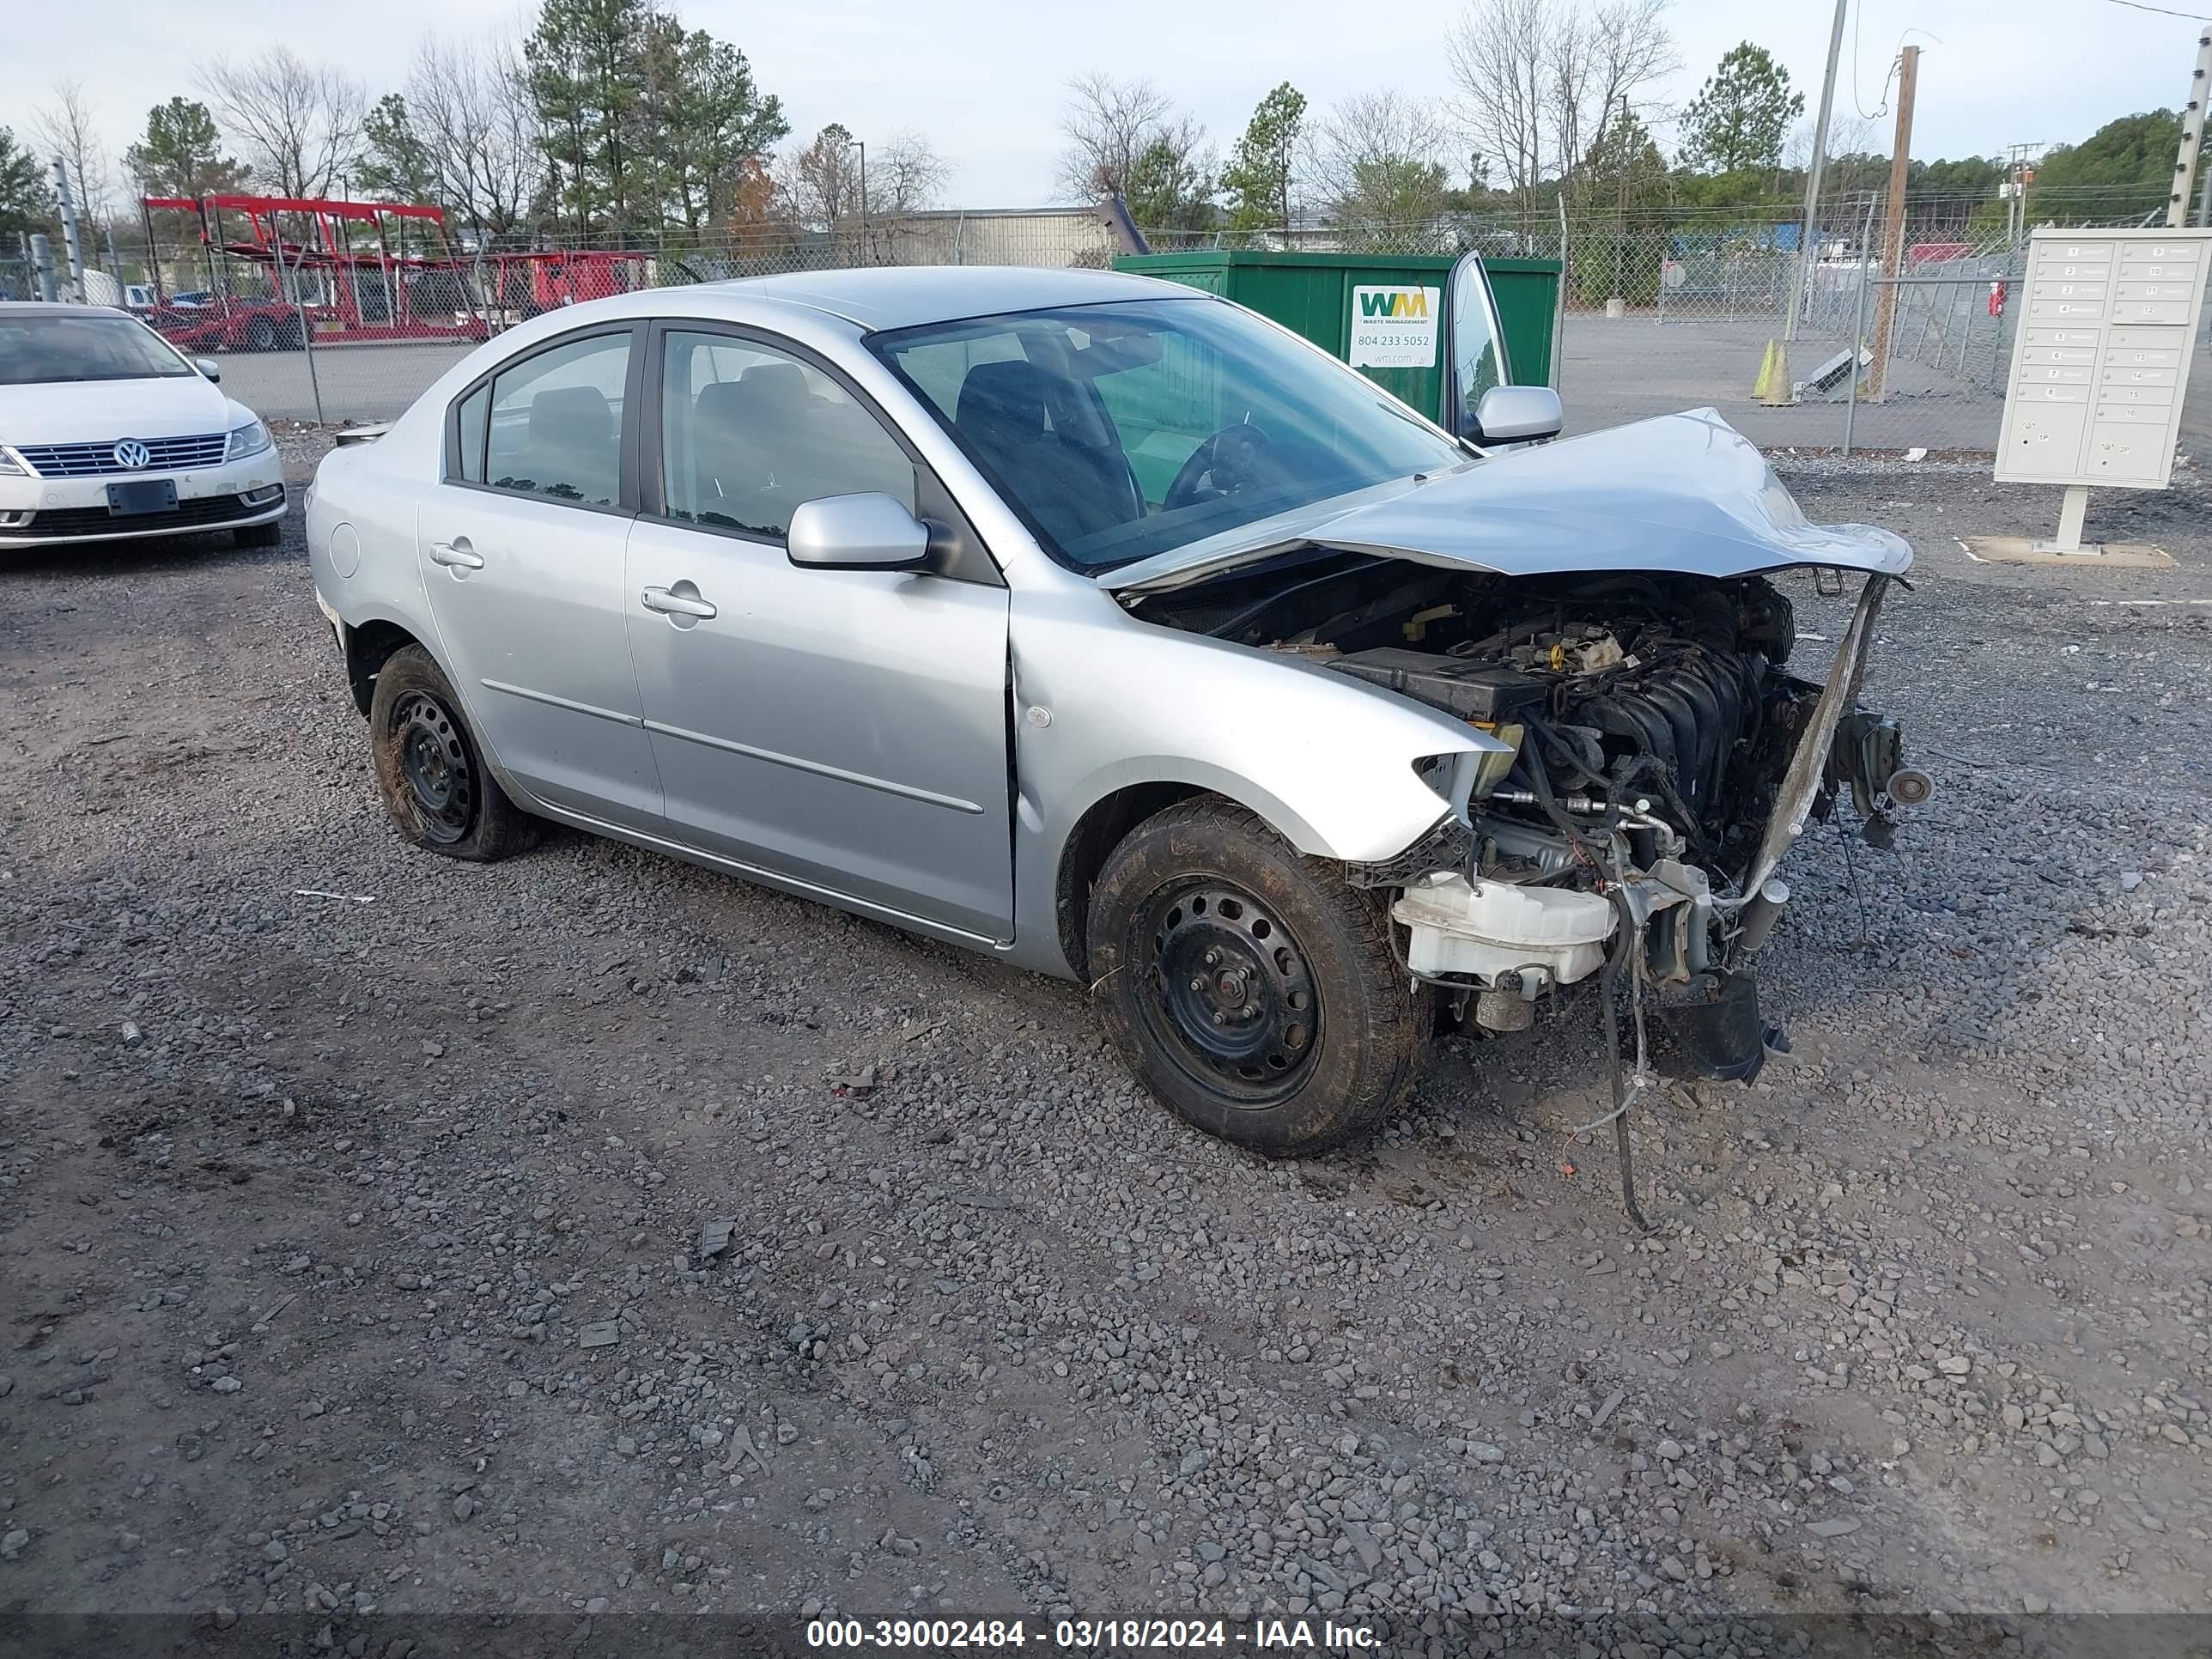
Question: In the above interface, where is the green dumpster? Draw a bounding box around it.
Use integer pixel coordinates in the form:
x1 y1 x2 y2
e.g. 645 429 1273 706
1111 249 1560 436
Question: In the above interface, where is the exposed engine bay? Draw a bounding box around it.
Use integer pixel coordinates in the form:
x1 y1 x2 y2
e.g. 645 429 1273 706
1131 550 1929 1080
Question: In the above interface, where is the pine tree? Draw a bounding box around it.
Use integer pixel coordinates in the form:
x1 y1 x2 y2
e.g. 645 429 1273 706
1680 44 1802 175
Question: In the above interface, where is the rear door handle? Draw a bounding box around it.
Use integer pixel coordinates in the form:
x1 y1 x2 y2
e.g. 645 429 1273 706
428 537 483 569
641 585 717 619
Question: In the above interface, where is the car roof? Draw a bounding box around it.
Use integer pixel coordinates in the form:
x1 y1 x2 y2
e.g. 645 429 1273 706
694 265 1199 331
0 301 128 318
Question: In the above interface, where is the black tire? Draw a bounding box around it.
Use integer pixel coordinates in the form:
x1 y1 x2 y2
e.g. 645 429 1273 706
278 314 307 351
368 645 537 862
244 314 278 353
232 518 283 549
1087 798 1424 1156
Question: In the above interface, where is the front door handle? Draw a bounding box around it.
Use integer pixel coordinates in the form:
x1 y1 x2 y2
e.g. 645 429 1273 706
641 584 717 620
428 536 483 569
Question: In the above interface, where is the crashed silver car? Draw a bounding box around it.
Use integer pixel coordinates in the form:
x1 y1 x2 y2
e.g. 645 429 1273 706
307 266 1923 1161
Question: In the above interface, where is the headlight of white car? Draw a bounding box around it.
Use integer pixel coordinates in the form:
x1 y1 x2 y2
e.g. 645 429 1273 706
226 419 274 461
0 447 27 476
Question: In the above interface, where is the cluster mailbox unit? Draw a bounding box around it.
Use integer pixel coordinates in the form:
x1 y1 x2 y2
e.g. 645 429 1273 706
1995 226 2210 550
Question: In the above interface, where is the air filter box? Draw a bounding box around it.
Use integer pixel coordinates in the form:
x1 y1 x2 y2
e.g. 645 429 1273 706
1327 649 1547 723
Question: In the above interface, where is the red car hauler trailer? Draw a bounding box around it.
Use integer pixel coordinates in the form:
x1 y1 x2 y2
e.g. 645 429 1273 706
137 195 490 351
482 250 654 320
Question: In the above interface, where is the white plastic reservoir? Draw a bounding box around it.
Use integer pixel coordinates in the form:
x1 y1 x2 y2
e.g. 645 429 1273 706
1390 875 1616 987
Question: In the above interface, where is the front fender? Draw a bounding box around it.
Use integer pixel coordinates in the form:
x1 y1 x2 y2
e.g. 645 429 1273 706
1015 594 1501 866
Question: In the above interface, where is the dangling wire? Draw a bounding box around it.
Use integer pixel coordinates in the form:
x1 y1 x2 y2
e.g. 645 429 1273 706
1579 854 1656 1233
1837 815 1870 945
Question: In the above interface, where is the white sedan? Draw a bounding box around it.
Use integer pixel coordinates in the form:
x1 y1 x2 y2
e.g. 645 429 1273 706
0 302 287 550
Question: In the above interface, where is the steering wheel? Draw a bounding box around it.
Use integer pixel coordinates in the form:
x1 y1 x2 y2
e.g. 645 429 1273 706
1163 423 1273 512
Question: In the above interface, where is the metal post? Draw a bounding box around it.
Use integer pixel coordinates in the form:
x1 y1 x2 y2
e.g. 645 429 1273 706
52 160 87 301
288 240 325 426
2049 484 2091 553
1842 198 1875 456
1785 0 1850 343
1553 197 1568 393
29 234 57 301
1865 46 1919 402
2170 29 2212 228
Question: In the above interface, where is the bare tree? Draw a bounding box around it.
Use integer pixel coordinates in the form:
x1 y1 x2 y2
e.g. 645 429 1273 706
869 131 951 216
1307 91 1453 227
777 125 951 263
1449 0 1675 211
198 47 366 198
1055 72 1176 202
1572 0 1678 179
407 33 546 236
33 82 111 232
1449 0 1550 210
778 123 863 232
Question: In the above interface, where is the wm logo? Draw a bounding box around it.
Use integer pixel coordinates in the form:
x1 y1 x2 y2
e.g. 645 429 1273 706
1358 289 1429 319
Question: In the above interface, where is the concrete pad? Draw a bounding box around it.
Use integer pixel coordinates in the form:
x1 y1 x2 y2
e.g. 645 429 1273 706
1956 535 2176 568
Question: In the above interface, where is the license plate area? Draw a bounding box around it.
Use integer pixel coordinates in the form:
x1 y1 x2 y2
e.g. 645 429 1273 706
107 479 179 517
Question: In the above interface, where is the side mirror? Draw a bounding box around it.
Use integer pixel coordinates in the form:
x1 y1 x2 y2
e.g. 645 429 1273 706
1473 385 1562 445
786 492 933 572
194 357 222 382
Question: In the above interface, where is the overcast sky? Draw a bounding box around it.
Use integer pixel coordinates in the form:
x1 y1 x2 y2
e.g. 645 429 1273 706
10 0 2199 207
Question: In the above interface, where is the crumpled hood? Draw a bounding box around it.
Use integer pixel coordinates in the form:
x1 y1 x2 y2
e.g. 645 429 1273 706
1105 408 1913 594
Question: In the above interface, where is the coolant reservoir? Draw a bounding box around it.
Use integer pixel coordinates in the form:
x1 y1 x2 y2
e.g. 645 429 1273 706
1390 875 1615 987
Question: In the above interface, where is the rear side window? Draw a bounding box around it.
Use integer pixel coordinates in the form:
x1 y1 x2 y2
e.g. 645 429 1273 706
455 386 489 483
468 331 634 507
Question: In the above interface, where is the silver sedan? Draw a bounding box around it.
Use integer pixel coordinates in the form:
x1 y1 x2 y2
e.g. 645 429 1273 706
308 265 1920 1157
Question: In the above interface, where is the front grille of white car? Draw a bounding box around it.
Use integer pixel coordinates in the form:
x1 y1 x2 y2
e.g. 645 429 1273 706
14 434 231 477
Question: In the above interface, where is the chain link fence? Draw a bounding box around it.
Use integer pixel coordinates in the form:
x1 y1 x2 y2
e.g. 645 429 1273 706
33 191 2204 457
97 207 1122 424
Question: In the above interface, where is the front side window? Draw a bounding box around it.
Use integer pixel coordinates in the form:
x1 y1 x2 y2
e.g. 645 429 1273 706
659 331 915 540
869 297 1468 572
1448 257 1508 435
0 313 196 386
473 331 633 507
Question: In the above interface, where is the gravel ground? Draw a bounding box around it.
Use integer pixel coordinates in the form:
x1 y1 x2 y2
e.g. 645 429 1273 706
2 450 2209 1657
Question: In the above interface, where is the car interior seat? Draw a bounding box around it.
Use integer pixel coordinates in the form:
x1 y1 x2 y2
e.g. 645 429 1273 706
952 360 1143 546
515 385 617 504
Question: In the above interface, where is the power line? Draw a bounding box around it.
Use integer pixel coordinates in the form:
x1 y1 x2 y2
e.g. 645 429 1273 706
2104 0 2212 19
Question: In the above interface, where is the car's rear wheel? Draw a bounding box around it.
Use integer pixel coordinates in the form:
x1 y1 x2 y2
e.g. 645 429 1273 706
368 646 536 861
1087 798 1424 1155
244 314 278 353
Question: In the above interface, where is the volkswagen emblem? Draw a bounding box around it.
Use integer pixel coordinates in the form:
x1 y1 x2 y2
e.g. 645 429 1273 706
112 440 152 471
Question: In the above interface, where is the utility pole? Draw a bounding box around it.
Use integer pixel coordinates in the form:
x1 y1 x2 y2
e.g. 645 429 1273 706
2170 27 2212 229
1784 0 1850 343
1864 45 1918 404
848 137 868 260
2001 143 2042 246
52 159 88 301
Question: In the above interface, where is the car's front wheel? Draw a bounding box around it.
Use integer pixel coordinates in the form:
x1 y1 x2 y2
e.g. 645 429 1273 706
368 645 537 861
1087 798 1424 1156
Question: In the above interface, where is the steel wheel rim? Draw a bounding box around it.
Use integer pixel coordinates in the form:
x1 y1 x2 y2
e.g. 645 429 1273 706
1136 880 1320 1106
392 690 475 844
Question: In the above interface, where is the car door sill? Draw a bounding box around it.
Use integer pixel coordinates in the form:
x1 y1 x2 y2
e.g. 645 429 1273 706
529 799 1015 952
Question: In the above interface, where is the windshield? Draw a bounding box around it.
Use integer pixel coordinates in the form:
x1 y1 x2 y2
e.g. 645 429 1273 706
0 313 197 386
868 297 1468 571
